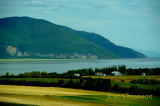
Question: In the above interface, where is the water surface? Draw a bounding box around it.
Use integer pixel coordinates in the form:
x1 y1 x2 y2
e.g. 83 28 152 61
0 58 160 75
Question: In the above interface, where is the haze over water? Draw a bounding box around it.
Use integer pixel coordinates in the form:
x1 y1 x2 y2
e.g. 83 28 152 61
0 58 160 75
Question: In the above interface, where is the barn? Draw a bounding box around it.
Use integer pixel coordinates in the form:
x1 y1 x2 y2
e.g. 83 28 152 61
111 71 123 76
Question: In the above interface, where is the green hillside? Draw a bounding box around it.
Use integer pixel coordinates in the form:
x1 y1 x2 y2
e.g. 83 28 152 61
75 31 146 58
0 17 146 59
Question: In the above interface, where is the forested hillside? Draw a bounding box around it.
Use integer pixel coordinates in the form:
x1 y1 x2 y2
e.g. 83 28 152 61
0 17 146 59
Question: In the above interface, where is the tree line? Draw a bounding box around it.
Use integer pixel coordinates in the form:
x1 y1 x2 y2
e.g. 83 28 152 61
1 65 160 78
0 77 111 92
94 65 160 75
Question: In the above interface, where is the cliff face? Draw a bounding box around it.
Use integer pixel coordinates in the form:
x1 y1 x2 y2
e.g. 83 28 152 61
0 17 147 59
1 45 98 59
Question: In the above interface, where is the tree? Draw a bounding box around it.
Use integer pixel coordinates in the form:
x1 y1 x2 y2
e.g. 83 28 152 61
89 67 94 75
6 72 9 77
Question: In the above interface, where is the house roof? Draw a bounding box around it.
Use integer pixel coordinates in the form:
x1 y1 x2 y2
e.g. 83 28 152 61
112 71 121 73
95 72 103 74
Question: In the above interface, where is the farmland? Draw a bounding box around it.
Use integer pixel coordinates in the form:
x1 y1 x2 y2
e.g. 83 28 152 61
0 67 160 105
85 75 160 90
86 75 160 82
0 84 160 106
0 75 160 93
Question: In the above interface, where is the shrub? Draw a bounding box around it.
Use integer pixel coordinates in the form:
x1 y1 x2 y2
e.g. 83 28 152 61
129 86 139 95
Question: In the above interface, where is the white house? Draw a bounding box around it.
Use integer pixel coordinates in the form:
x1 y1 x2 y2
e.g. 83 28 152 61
111 71 123 76
95 72 105 76
141 73 146 76
74 74 80 77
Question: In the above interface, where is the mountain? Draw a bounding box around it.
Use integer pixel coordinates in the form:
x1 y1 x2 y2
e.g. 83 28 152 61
136 49 160 58
0 16 146 59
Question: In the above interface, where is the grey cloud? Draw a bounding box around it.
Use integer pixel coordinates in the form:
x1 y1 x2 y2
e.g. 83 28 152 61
27 0 51 7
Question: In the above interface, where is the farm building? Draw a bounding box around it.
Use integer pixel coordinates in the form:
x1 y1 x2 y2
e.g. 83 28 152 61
95 72 106 76
74 74 80 77
141 73 146 76
111 71 123 76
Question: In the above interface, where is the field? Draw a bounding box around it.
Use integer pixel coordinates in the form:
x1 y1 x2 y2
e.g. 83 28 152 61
84 75 160 90
0 84 160 106
86 75 160 82
0 73 160 105
0 78 77 83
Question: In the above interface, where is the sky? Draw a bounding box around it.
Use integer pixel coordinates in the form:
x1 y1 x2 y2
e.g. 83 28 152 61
0 0 160 52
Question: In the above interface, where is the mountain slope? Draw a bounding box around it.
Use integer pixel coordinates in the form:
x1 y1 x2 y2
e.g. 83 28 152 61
0 16 146 59
75 31 146 58
136 49 160 58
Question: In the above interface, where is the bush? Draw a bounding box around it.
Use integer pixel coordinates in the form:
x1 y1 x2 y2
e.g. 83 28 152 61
80 77 111 92
129 86 139 95
57 80 65 87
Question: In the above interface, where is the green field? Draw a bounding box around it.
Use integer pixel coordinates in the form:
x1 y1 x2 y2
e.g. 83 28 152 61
0 78 77 83
0 84 160 106
85 75 160 90
86 75 160 82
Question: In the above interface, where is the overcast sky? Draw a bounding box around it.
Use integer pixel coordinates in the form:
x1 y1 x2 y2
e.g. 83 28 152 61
0 0 160 52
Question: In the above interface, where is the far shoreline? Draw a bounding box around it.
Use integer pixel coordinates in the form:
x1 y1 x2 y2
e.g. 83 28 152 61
0 58 155 62
0 58 90 62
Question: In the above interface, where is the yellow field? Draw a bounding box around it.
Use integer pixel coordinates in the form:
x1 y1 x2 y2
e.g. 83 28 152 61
0 84 160 106
0 85 106 106
85 75 160 82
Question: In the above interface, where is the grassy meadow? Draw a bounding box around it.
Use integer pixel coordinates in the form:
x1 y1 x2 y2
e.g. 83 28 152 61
0 84 160 106
86 75 160 82
0 78 77 83
85 75 160 90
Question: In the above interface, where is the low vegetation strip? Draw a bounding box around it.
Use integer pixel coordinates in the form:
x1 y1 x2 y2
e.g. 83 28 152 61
87 75 160 82
0 78 111 92
111 81 160 90
130 79 160 85
0 77 160 96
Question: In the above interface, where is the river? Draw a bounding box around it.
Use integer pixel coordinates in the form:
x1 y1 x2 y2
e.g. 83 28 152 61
0 58 160 75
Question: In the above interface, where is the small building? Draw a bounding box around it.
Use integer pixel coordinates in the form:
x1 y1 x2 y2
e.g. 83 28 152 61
95 72 105 76
74 74 80 77
141 73 146 76
111 71 123 76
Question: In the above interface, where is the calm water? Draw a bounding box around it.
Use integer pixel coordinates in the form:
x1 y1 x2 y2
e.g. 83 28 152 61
0 58 160 75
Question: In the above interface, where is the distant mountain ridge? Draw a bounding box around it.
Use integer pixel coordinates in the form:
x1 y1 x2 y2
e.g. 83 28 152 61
136 49 160 58
0 16 146 59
